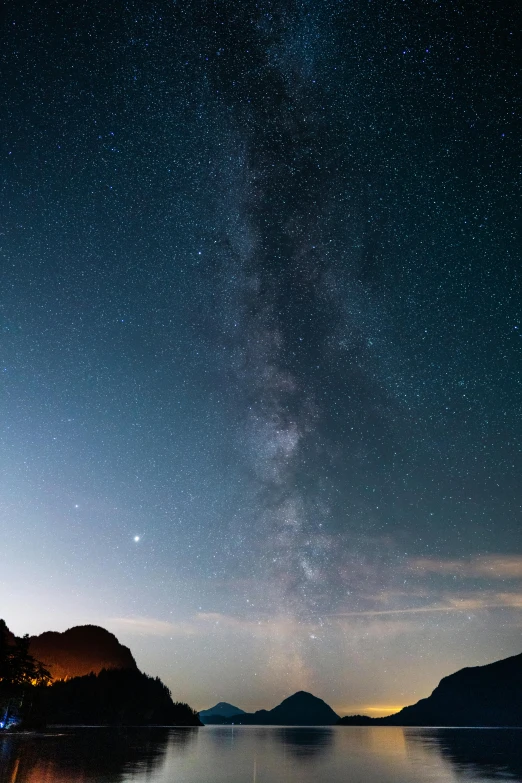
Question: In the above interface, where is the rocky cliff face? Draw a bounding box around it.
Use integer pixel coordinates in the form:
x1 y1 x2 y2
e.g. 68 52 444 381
28 624 138 680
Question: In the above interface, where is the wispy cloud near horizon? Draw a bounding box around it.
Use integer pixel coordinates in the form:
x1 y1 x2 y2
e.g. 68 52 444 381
110 583 522 639
333 591 522 617
107 612 308 639
408 555 522 579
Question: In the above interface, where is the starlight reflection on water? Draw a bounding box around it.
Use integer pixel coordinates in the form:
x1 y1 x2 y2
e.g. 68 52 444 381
1 726 521 783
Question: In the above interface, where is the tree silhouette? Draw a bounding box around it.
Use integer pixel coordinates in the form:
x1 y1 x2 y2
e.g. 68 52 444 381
0 620 51 728
0 623 51 688
0 620 11 684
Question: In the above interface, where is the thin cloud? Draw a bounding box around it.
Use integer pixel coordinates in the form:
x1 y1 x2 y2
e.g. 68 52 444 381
408 555 522 579
333 592 522 617
110 593 522 639
334 606 460 618
108 612 310 639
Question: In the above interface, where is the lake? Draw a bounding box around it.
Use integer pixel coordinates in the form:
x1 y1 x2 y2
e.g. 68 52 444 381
1 726 521 782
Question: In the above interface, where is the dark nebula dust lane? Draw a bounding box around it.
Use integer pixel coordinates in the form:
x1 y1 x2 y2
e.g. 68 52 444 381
1 0 521 712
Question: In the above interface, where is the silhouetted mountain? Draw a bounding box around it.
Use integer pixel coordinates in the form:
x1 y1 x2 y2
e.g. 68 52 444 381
28 624 137 680
389 651 522 726
199 701 246 722
1 620 201 729
338 651 522 727
204 691 339 725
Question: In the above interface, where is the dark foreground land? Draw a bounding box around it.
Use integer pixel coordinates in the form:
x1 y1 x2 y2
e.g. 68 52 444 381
2 668 201 729
0 620 201 729
29 668 202 727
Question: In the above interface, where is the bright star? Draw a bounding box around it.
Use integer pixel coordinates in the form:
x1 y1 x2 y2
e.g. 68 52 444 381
134 535 140 542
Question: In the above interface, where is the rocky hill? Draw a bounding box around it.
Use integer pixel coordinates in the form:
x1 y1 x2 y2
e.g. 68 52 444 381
28 624 138 680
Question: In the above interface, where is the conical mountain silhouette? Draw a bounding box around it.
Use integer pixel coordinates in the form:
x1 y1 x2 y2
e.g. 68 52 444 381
200 702 246 720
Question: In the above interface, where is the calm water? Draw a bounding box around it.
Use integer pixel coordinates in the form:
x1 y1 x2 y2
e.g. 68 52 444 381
1 726 521 783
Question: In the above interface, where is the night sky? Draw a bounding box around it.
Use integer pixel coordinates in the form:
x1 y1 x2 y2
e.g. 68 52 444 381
2 0 521 716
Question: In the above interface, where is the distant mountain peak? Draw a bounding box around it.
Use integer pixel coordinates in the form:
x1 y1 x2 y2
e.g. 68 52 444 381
269 691 339 724
199 701 246 720
282 691 319 702
214 701 243 710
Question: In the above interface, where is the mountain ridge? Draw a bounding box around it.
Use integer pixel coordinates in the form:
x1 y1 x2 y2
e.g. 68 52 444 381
339 651 522 727
204 690 340 725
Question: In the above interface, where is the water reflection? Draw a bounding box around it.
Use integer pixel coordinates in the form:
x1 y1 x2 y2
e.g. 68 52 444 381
2 726 521 783
428 728 522 781
203 725 333 759
273 727 333 758
0 727 196 783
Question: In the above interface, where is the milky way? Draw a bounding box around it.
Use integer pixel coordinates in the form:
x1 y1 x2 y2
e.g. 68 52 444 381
1 0 521 713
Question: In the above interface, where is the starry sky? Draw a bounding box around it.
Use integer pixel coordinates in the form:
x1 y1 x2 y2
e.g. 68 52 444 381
1 0 521 716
